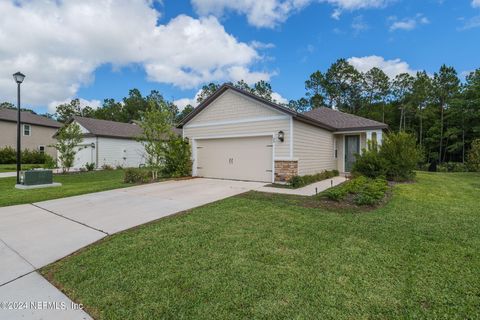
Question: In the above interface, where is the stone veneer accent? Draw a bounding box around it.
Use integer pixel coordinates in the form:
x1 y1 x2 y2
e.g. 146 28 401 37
275 160 298 182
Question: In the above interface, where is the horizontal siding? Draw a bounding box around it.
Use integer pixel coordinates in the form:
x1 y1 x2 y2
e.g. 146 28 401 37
336 135 344 173
293 120 337 176
188 89 282 125
97 137 146 168
184 118 290 158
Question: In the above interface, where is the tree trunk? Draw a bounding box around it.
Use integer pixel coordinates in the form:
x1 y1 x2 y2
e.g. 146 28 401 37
419 106 423 146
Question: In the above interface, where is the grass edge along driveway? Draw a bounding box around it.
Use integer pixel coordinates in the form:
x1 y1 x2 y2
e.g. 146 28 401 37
0 170 130 207
42 172 480 319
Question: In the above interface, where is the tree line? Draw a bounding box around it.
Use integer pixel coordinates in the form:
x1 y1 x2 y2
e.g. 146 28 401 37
2 59 478 165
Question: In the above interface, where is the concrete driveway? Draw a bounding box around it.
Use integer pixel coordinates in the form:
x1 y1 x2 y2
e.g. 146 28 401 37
0 178 264 319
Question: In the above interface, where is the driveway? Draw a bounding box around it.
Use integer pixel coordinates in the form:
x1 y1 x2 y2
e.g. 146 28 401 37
0 178 264 319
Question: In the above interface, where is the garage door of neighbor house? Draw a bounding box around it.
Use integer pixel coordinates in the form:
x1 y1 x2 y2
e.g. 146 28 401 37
196 136 273 182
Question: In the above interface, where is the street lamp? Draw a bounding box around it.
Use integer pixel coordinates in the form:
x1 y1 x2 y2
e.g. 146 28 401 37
13 72 25 185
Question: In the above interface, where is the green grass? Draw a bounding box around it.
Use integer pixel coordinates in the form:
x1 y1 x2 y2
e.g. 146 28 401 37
42 172 480 319
0 163 45 172
0 170 129 207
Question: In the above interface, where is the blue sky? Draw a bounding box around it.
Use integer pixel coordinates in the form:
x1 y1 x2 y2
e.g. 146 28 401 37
1 0 479 114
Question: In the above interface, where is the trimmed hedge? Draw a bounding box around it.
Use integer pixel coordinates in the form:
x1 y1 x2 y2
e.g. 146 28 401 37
289 170 339 188
325 176 388 206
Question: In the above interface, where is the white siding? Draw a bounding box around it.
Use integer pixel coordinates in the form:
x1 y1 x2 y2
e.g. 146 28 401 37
183 89 291 160
73 137 96 168
293 120 337 176
97 137 146 168
188 90 282 124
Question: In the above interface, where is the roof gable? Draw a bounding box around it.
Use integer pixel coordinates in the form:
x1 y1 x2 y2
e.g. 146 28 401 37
73 116 143 139
0 108 62 128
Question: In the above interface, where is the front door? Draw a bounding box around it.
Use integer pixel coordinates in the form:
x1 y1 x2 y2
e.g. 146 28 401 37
345 135 360 172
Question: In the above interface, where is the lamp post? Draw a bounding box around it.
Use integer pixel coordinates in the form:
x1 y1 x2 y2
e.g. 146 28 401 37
13 72 26 185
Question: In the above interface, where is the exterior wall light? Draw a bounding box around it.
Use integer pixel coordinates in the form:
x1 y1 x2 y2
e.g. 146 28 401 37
278 130 285 142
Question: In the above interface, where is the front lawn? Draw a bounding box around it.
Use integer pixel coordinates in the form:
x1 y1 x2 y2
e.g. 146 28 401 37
0 170 128 207
43 172 480 319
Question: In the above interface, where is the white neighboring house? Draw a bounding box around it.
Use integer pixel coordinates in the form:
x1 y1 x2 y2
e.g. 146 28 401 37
65 116 148 169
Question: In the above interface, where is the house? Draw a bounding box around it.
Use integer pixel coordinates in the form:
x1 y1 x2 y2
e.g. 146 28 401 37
68 116 148 169
178 84 388 183
0 107 62 159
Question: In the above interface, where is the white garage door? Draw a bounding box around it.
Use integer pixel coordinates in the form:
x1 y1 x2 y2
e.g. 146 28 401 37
196 136 273 182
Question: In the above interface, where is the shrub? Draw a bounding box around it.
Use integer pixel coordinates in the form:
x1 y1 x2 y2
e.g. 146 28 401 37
85 162 95 171
289 170 339 188
0 146 16 164
467 139 480 172
325 176 388 206
101 164 114 171
22 149 47 164
124 168 153 184
437 162 468 172
353 141 388 178
380 132 423 181
162 135 192 177
44 155 56 169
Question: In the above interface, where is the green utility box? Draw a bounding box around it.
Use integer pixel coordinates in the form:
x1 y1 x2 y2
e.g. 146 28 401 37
21 170 53 186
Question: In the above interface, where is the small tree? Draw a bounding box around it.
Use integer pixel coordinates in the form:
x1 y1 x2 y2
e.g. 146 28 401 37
139 101 174 179
53 122 83 173
467 139 480 172
162 134 192 177
380 132 424 181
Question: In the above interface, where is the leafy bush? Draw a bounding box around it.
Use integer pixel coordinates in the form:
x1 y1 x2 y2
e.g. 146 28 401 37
0 146 16 164
467 139 480 172
162 135 192 177
325 176 388 206
353 141 388 178
44 155 56 169
437 162 468 172
85 162 95 171
101 164 114 171
380 132 423 181
124 168 153 184
289 170 339 188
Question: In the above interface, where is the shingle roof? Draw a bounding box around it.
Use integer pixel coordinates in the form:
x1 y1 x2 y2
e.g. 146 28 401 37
73 116 143 139
0 108 62 128
302 107 388 131
73 116 182 139
177 84 387 132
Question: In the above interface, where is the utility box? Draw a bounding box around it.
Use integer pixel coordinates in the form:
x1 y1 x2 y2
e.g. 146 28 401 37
21 170 53 186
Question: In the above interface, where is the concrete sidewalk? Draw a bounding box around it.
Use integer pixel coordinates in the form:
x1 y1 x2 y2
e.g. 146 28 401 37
256 176 347 196
0 178 264 320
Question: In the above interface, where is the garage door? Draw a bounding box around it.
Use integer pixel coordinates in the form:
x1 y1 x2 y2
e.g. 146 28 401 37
196 136 273 182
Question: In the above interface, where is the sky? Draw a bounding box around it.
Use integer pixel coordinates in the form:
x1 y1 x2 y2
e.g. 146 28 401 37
0 0 479 115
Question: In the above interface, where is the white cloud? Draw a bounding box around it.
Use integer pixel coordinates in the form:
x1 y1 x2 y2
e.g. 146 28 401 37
389 14 430 31
458 15 480 30
271 92 288 104
47 98 102 114
347 55 417 78
473 0 480 8
351 15 369 33
0 1 268 109
191 0 391 28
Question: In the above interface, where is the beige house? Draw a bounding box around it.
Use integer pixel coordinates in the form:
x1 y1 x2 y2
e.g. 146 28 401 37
178 84 387 183
0 108 62 159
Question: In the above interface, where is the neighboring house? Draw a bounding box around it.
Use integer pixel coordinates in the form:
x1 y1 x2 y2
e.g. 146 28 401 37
178 84 388 183
0 108 62 159
67 116 148 169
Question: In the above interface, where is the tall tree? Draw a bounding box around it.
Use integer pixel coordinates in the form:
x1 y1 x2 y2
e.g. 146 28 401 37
411 71 433 146
391 73 414 131
363 67 390 122
305 71 327 108
324 59 363 112
433 65 460 163
196 83 220 104
55 99 94 123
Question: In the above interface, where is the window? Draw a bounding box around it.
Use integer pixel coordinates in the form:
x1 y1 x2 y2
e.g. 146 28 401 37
23 124 31 136
38 145 45 154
